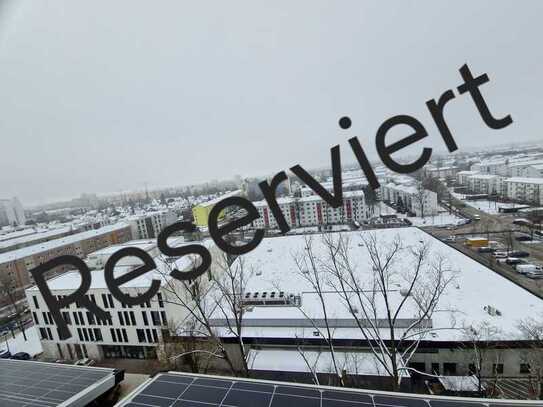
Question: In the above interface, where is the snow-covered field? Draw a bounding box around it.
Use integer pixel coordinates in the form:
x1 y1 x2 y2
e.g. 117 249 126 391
0 325 43 357
397 207 466 227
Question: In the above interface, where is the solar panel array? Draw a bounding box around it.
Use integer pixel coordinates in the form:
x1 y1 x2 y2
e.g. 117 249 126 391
0 359 116 406
120 372 534 407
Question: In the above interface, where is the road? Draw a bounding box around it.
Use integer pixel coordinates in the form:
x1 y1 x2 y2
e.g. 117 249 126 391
424 193 543 298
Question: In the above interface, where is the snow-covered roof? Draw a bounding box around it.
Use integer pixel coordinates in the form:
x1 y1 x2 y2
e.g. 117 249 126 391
0 226 74 250
210 228 543 342
26 238 214 291
504 177 543 185
197 190 242 208
0 223 130 264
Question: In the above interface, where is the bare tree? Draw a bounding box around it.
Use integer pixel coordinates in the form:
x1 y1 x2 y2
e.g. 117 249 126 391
462 321 502 395
318 232 455 391
154 252 239 376
518 314 543 399
210 253 254 378
292 235 345 386
0 273 27 341
415 181 428 219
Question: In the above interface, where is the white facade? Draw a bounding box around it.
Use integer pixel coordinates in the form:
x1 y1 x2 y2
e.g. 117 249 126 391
25 239 217 362
380 183 438 217
466 174 505 195
456 171 479 185
504 177 543 205
251 191 370 229
127 210 177 239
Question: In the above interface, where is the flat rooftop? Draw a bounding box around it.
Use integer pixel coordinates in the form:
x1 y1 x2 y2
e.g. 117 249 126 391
0 223 130 264
208 227 543 342
26 239 214 291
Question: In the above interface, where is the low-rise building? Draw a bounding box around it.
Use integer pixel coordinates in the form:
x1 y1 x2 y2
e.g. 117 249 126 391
192 190 242 227
466 174 505 196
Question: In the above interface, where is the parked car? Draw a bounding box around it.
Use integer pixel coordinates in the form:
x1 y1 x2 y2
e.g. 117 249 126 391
478 246 495 253
526 271 543 279
473 215 481 221
494 251 508 258
505 257 524 265
510 250 530 258
516 264 543 274
0 350 12 359
10 352 31 360
516 235 532 242
444 236 456 242
74 358 95 366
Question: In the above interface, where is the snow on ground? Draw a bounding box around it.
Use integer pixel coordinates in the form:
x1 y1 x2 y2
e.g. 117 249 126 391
0 324 43 357
462 200 525 215
397 207 466 227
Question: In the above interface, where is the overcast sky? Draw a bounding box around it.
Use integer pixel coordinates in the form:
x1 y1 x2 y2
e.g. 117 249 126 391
0 1 542 205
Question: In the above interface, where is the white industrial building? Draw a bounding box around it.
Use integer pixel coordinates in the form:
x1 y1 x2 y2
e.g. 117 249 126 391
198 228 543 380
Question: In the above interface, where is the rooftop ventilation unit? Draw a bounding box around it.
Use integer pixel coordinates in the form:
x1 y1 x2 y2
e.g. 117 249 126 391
241 291 301 307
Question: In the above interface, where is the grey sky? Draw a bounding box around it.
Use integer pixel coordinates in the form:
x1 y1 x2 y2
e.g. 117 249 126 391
0 1 542 205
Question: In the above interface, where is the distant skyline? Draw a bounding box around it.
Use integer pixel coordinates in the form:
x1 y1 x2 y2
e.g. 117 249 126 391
1 1 542 205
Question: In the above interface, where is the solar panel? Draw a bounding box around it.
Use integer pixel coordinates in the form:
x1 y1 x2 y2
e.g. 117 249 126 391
0 359 123 406
116 372 539 407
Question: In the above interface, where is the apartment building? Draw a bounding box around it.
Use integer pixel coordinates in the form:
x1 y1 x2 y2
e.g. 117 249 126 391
504 177 543 205
424 166 459 179
466 174 505 196
26 238 217 361
192 190 242 227
0 226 78 254
126 210 177 239
456 170 480 186
380 183 438 217
251 191 370 229
470 160 508 176
0 223 132 306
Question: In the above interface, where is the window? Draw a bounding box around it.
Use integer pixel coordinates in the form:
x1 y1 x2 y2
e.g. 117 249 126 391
492 364 504 375
137 329 146 343
443 363 457 375
108 294 114 308
468 363 477 375
151 311 160 326
122 329 128 343
77 328 83 341
142 311 148 326
431 363 440 375
87 312 95 325
520 363 531 374
160 311 168 326
157 293 164 308
110 328 117 342
61 312 71 325
32 296 39 309
42 312 49 325
39 328 48 340
102 293 109 309
152 329 158 343
94 328 103 342
118 312 125 326
129 311 136 326
32 312 39 325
